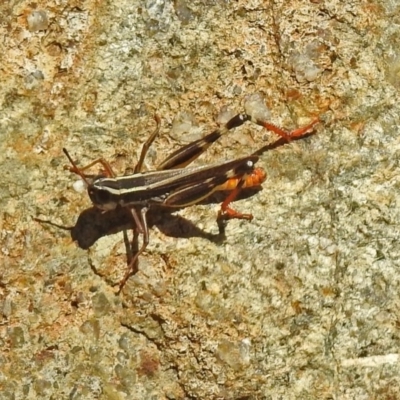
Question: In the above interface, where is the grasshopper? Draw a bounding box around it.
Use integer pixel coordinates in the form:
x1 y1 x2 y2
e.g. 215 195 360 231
64 112 318 292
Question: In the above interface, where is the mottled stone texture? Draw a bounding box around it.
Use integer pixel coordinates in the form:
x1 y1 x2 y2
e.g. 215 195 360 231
1 0 400 399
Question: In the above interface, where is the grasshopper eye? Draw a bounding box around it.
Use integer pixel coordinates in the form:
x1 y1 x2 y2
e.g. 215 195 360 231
88 188 116 210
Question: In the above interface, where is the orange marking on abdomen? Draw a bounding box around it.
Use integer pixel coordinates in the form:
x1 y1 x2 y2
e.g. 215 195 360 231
217 167 267 191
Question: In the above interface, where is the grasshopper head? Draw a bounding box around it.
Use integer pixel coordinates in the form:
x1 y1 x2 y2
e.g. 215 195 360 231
88 177 120 211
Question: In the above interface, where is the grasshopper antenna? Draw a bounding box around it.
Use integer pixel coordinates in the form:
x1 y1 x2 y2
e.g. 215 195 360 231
63 148 92 187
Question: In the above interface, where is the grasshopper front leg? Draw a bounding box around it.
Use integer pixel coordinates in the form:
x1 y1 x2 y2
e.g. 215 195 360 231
118 206 149 293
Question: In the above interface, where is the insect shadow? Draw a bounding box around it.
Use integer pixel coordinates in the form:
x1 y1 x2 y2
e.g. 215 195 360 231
69 187 263 250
